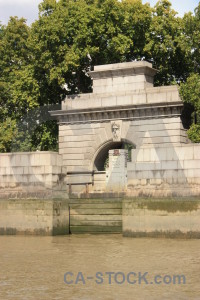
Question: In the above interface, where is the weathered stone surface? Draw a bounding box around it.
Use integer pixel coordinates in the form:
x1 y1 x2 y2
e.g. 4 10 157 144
69 198 122 233
0 199 69 235
0 152 66 198
123 199 200 238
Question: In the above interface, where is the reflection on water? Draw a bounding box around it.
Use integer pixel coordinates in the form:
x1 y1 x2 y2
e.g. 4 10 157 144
0 235 200 300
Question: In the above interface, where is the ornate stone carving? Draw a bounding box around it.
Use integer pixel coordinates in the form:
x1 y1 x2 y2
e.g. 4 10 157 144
111 121 122 141
54 104 183 125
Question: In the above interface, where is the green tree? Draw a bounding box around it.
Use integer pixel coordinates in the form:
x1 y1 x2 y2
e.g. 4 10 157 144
0 17 39 152
179 4 200 142
144 0 191 85
0 16 58 152
180 73 200 142
1 0 200 150
30 0 152 98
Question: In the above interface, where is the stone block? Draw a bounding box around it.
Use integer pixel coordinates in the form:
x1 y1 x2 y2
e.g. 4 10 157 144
177 160 184 168
149 148 161 161
161 160 178 170
132 93 147 105
161 169 170 179
23 167 29 175
194 146 200 159
62 159 83 166
184 160 200 169
135 149 143 162
6 167 13 175
0 155 11 167
63 135 94 142
52 174 59 182
135 162 152 171
143 148 151 162
165 147 178 160
116 95 132 106
150 178 162 185
177 177 188 184
147 91 167 103
14 155 22 166
12 167 24 175
60 141 94 149
20 154 30 166
31 166 44 175
193 169 200 177
61 166 68 174
101 95 117 107
52 166 62 174
141 179 147 185
44 174 53 182
0 167 6 175
62 154 85 160
67 174 92 184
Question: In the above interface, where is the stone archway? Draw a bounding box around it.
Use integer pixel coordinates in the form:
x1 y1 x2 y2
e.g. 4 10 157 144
93 139 136 171
92 139 135 192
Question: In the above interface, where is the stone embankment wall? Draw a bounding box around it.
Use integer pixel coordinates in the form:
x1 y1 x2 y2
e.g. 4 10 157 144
123 199 200 238
1 197 200 237
0 199 69 235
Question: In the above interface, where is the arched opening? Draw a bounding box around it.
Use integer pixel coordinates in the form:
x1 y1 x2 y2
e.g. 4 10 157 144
94 140 135 171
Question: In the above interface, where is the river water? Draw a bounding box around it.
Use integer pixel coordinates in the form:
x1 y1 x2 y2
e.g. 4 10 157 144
0 235 200 300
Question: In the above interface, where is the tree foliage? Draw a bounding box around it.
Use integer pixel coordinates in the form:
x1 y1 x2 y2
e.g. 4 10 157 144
144 0 192 85
0 0 200 151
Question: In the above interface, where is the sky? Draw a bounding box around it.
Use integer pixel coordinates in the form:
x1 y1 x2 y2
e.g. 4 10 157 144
0 0 199 25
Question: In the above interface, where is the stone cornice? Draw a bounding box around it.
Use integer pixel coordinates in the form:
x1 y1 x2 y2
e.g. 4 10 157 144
50 102 183 125
89 61 157 79
89 66 157 79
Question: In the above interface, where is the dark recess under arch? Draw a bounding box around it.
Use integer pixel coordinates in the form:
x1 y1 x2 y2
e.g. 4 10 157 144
94 140 136 171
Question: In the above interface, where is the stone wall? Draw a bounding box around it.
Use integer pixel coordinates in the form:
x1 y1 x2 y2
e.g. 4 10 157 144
127 144 200 197
123 199 200 238
62 86 181 111
0 199 69 235
58 116 199 197
0 152 67 199
58 116 187 173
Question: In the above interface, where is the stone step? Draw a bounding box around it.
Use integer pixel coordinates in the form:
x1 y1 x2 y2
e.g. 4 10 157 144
69 198 122 233
70 208 122 215
70 225 122 233
70 214 122 221
69 203 122 209
70 219 122 227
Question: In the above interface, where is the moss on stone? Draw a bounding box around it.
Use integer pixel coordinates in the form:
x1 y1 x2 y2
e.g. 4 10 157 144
123 230 200 239
52 225 69 236
134 199 200 212
0 227 17 235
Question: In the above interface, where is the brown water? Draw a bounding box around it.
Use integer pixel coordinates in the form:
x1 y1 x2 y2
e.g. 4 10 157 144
0 235 200 300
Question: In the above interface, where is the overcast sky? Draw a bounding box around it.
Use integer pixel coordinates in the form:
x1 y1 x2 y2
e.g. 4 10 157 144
0 0 199 25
